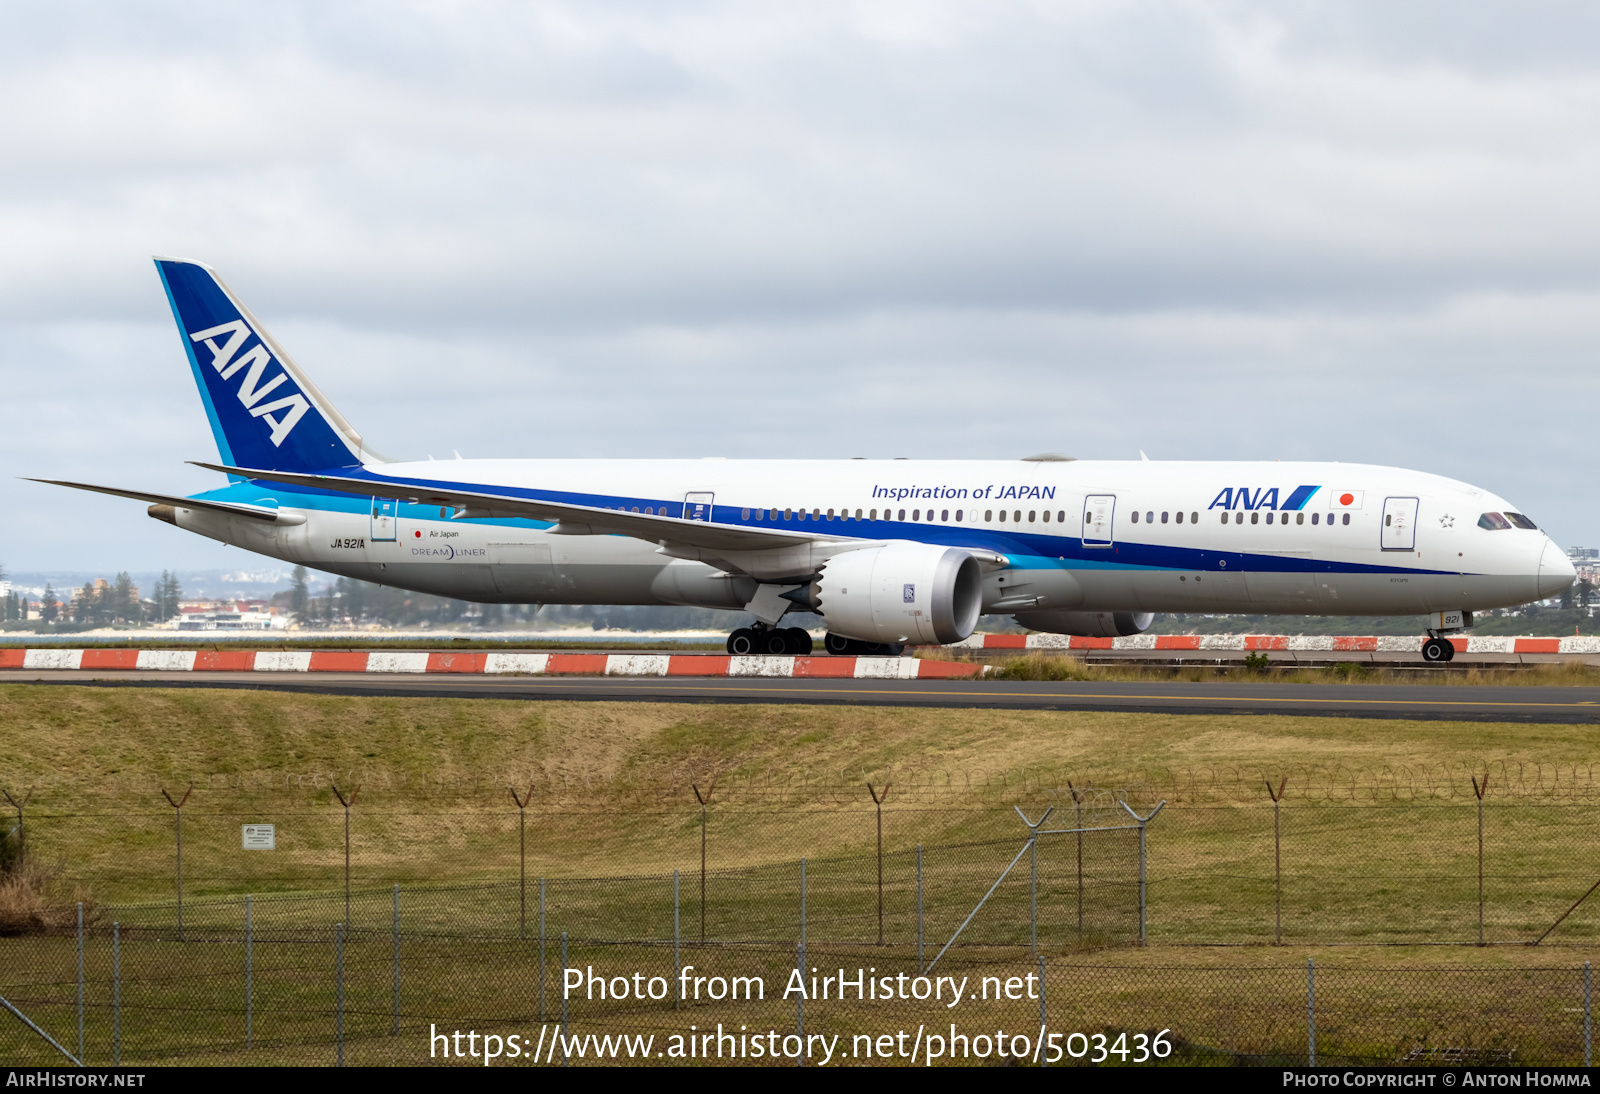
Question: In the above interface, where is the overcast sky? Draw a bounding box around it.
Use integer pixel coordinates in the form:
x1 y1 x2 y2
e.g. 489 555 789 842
4 1 1599 573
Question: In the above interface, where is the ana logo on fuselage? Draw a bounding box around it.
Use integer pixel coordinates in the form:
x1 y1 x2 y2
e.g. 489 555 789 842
1208 485 1321 512
189 320 311 447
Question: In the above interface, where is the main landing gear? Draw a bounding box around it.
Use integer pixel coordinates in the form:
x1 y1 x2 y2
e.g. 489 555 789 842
823 633 905 657
1421 637 1457 663
727 624 813 656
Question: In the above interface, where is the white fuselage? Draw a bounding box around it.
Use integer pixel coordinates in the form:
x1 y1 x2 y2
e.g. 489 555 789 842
169 457 1573 620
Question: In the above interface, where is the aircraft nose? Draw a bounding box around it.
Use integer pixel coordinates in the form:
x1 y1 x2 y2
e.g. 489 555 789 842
1538 539 1577 599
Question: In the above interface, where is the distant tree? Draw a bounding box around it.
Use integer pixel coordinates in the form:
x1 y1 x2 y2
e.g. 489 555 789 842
113 572 137 623
40 585 58 624
289 566 309 623
1577 580 1594 615
76 582 100 625
164 571 183 620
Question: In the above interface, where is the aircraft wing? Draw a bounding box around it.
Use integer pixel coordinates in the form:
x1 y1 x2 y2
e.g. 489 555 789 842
24 478 291 523
186 462 836 552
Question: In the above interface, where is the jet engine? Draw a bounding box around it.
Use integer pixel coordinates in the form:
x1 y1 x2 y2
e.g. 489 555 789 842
813 543 983 645
1011 610 1154 638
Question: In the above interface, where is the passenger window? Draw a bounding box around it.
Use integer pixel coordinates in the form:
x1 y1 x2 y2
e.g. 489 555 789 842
912 509 920 521
1296 512 1303 525
1266 512 1273 525
739 508 748 519
1041 510 1050 523
1014 510 1022 522
1236 512 1244 524
1174 511 1182 524
1385 514 1391 526
1221 512 1228 525
956 509 964 522
1131 511 1139 523
753 509 761 520
869 509 877 520
1342 513 1350 526
985 510 993 522
856 509 863 520
813 509 821 519
998 510 1007 522
784 509 793 520
1251 512 1259 525
1191 512 1198 523
798 510 807 521
1478 512 1511 530
1312 512 1319 525
898 509 906 521
827 509 835 520
1505 513 1538 530
1028 511 1035 522
1145 511 1153 523
1161 512 1169 524
1058 511 1066 522
942 509 950 521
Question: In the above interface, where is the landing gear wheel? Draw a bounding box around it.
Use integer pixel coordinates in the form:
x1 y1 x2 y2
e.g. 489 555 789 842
1443 640 1456 662
1421 637 1450 663
784 628 814 655
760 628 791 655
824 632 853 656
727 628 757 656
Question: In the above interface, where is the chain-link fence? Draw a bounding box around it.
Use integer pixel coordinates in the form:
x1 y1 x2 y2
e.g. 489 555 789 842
4 915 1595 1066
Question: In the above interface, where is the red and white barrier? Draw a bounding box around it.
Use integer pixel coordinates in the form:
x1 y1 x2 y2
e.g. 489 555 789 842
0 648 987 679
951 633 1600 655
3 634 1595 679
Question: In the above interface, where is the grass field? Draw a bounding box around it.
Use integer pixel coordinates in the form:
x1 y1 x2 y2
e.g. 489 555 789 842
3 684 1600 1065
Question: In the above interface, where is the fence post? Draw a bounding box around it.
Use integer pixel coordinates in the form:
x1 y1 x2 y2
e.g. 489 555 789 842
336 922 345 1068
1473 774 1489 945
867 782 890 946
76 902 83 1064
112 922 120 1067
160 784 191 939
1120 800 1166 947
510 785 531 940
1015 806 1054 957
693 780 716 944
1038 954 1047 1068
1307 958 1315 1067
916 845 923 967
560 932 569 1068
539 878 547 1022
392 884 400 1036
1266 778 1286 946
673 870 681 1010
795 941 805 1068
331 783 359 928
246 895 253 1049
1069 781 1086 939
1587 961 1592 1068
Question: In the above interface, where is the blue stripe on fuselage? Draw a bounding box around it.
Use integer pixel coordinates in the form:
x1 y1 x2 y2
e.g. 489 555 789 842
194 473 1464 578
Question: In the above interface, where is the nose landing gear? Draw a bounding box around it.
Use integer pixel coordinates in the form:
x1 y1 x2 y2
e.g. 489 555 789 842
727 625 814 656
1421 637 1456 663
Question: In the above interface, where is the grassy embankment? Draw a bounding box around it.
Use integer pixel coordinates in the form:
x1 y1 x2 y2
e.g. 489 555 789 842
1 684 1599 946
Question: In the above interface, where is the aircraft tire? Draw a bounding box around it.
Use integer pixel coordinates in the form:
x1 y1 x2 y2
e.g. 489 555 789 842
727 628 757 656
1421 638 1450 663
785 628 815 655
761 629 792 655
824 632 853 656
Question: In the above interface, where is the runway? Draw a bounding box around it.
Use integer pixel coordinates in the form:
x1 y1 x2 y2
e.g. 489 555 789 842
4 669 1598 723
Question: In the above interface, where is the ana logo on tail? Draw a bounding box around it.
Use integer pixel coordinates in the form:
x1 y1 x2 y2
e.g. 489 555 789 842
188 321 311 447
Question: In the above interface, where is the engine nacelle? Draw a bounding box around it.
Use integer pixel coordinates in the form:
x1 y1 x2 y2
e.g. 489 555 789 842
1012 610 1154 638
815 543 983 645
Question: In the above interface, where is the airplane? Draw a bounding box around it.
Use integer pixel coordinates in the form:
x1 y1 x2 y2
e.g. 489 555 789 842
31 258 1576 664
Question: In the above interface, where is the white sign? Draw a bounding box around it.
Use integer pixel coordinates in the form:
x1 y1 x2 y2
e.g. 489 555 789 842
242 824 276 850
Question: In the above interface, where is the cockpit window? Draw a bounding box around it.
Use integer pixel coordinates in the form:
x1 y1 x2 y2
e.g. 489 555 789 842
1478 512 1512 531
1504 512 1538 530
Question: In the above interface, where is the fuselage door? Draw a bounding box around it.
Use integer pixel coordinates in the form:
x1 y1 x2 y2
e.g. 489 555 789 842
1082 494 1115 547
683 492 715 522
1381 496 1419 551
370 497 398 541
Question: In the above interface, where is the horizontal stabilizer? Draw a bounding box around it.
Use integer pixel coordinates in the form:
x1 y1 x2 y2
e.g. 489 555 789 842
24 478 296 523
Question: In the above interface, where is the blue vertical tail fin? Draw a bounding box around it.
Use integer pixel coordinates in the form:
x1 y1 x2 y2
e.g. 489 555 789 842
154 257 379 473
